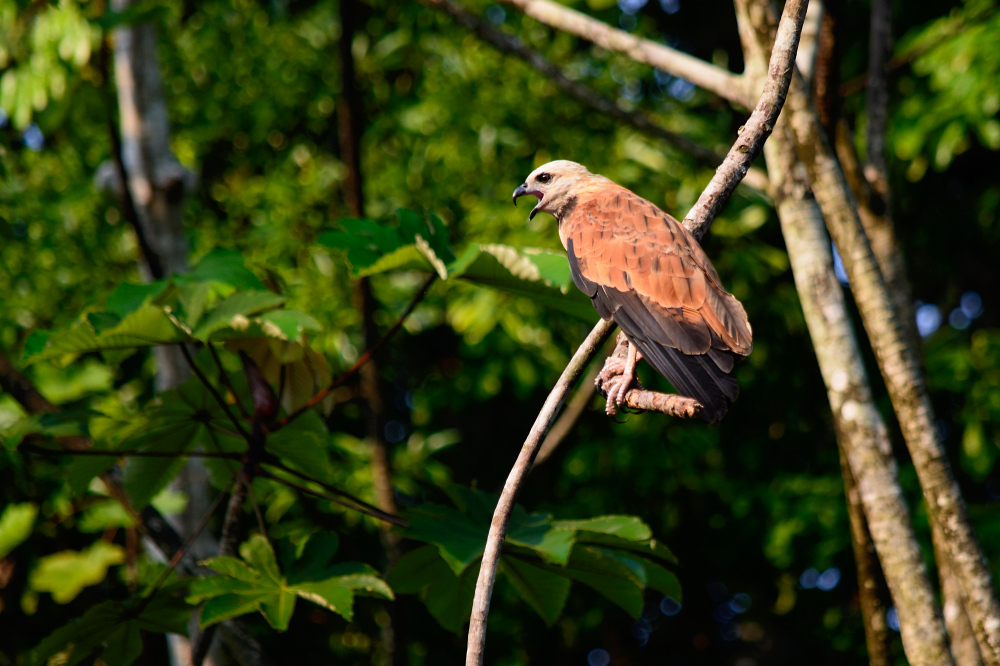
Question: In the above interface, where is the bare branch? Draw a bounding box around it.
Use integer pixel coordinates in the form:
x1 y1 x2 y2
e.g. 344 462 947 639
257 468 409 528
276 273 436 429
864 0 892 198
499 0 752 108
533 363 600 467
466 318 616 665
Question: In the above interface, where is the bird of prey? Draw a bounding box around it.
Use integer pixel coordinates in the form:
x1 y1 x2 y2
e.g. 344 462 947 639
512 160 752 422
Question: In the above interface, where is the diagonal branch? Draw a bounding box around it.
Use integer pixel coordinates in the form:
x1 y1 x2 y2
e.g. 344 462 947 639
423 0 770 195
466 7 809 663
257 468 408 527
499 0 752 107
276 273 437 429
179 343 251 441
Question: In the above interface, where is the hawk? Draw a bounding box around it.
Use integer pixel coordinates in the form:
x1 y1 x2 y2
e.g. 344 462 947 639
513 160 752 422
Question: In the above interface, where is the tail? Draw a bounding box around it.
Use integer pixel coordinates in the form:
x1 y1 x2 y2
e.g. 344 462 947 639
630 337 739 423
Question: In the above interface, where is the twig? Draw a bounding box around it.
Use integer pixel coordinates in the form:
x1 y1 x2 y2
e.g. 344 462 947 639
466 318 616 665
422 0 770 193
532 363 601 467
864 0 892 199
276 273 437 429
260 455 399 520
209 344 251 421
22 443 242 459
98 36 165 280
179 343 251 440
466 2 810 663
499 0 752 107
257 468 409 527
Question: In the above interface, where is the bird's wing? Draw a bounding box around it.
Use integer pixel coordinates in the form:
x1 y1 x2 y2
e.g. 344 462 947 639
563 186 753 421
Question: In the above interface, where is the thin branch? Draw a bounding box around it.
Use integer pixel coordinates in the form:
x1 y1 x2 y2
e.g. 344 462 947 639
680 0 809 240
261 455 405 521
0 352 57 414
97 35 165 280
466 318 616 665
276 273 437 429
179 343 251 440
423 0 770 194
467 3 809 663
532 363 600 467
209 344 251 421
864 0 892 198
22 443 242 459
257 468 408 527
499 0 752 107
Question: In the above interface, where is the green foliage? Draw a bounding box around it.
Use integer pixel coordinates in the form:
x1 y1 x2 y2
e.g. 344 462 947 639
188 534 393 629
0 502 37 558
389 487 678 630
28 582 190 666
28 540 125 604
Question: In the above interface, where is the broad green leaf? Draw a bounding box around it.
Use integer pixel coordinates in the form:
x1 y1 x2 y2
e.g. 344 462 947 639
184 248 265 291
552 515 652 541
24 305 192 365
499 555 571 626
192 291 286 340
29 541 125 603
105 281 170 318
200 594 266 627
77 500 136 533
558 545 646 617
201 557 264 585
240 535 283 583
641 558 682 600
0 502 37 558
423 558 479 634
0 410 92 450
403 503 487 574
291 579 355 620
507 515 576 565
386 545 443 594
574 532 678 564
356 244 434 278
259 589 297 630
101 624 143 666
265 411 334 483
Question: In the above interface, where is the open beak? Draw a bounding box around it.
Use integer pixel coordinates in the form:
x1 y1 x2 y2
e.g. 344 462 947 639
512 183 543 220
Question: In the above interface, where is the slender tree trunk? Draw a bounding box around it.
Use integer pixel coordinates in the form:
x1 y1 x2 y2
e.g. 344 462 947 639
732 4 901 661
337 2 399 663
763 122 952 665
782 62 1000 666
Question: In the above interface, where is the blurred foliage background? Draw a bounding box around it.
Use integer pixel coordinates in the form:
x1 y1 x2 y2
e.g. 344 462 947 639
1 0 999 664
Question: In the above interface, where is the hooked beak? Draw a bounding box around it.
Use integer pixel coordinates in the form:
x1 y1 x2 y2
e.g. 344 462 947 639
512 183 543 220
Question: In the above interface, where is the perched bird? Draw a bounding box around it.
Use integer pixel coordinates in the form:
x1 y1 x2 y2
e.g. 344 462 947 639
512 160 752 422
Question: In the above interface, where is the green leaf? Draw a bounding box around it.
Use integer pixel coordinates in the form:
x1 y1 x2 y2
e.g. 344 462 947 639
423 558 479 634
552 515 652 541
403 503 487 574
191 535 390 629
265 411 334 483
92 2 172 30
640 558 682 600
29 541 125 604
574 533 678 565
101 624 143 666
558 545 646 617
507 517 576 565
105 281 170 318
185 248 265 290
499 555 571 626
0 502 37 558
386 545 443 594
24 305 192 365
192 291 286 340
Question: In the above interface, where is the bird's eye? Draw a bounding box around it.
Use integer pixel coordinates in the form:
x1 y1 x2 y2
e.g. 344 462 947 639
537 173 552 183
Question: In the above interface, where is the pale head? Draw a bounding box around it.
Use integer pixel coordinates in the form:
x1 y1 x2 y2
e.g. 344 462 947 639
512 160 606 220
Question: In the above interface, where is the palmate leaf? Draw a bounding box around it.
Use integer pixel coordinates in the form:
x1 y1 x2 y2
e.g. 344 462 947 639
316 210 594 320
27 582 190 666
188 535 392 630
394 487 680 630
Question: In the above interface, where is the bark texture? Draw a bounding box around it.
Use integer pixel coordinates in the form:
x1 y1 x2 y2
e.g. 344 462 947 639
757 100 952 666
783 65 1000 666
338 3 399 663
499 0 752 107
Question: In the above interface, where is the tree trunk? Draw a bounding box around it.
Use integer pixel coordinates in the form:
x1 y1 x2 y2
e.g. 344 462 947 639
337 2 399 663
783 65 1000 666
759 106 952 666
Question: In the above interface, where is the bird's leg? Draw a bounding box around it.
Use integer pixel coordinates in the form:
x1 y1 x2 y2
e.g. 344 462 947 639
612 341 641 407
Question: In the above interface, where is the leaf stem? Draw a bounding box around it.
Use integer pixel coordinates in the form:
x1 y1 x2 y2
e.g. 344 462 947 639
179 343 252 441
275 273 437 429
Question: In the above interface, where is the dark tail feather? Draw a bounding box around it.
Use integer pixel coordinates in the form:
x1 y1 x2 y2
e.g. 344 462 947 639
631 338 738 423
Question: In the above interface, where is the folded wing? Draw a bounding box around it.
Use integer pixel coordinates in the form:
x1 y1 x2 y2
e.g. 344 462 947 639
564 188 752 422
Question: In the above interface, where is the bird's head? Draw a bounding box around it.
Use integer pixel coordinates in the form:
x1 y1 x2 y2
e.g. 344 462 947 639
512 160 597 220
